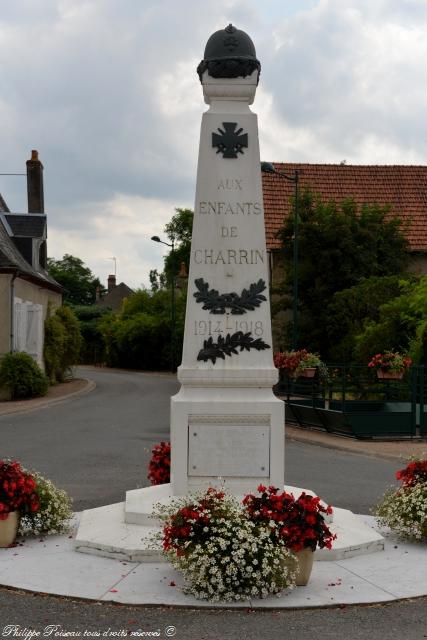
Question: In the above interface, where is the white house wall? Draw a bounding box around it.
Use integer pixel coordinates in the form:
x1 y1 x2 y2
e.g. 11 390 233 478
0 276 61 366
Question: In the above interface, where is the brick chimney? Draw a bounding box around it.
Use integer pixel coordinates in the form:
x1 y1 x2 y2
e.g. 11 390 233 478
108 274 116 293
26 150 44 213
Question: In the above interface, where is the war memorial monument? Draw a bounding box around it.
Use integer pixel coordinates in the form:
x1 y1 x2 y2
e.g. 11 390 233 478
75 24 384 565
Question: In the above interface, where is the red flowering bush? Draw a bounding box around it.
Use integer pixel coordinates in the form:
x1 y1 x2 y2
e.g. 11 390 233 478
0 460 40 520
147 442 171 486
243 485 336 552
375 457 427 541
368 351 412 373
153 487 297 601
274 350 307 373
274 350 327 381
396 459 427 487
162 488 225 556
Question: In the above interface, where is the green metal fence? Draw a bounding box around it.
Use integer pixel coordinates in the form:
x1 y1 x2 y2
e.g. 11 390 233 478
277 365 426 439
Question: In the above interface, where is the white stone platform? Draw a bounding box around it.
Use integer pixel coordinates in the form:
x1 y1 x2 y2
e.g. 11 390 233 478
74 484 384 563
1 513 426 608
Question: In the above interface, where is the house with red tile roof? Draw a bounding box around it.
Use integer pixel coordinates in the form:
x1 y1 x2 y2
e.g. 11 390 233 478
262 163 427 284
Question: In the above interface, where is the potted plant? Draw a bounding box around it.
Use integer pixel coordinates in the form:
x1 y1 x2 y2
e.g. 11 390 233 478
375 457 427 541
152 487 297 601
0 460 39 546
274 349 326 379
0 460 73 546
368 351 412 379
243 485 336 585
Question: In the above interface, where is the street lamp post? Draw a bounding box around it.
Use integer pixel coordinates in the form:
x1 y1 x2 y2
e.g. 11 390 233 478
151 235 176 373
261 162 300 350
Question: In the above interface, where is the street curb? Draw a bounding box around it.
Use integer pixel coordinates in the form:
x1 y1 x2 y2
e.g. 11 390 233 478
285 429 417 462
0 378 96 417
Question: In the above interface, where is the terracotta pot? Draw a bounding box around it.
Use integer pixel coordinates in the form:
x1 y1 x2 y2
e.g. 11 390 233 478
282 547 314 586
377 369 404 380
0 511 20 547
298 367 316 378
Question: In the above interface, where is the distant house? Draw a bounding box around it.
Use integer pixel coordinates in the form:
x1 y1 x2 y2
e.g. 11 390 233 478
95 274 134 312
0 151 62 368
262 163 427 285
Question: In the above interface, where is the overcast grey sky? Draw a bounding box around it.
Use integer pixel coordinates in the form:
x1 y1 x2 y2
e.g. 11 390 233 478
1 0 426 289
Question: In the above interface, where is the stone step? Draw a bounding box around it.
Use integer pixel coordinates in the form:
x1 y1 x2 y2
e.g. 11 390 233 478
75 486 384 563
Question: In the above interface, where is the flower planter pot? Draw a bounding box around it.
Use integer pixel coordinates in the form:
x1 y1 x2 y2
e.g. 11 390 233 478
377 370 404 380
282 548 314 586
0 511 20 547
298 368 316 378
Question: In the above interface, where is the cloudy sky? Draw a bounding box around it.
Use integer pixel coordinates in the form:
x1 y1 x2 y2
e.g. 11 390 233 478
1 0 427 289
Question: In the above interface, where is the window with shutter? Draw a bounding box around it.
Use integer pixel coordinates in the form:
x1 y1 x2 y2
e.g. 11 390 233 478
13 298 27 352
26 304 43 365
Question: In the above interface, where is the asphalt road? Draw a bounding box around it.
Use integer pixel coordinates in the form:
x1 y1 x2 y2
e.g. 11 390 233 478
1 367 397 513
0 367 424 637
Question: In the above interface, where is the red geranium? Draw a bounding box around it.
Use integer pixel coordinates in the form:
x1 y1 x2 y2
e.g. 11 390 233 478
148 442 171 486
162 488 225 555
243 485 336 552
274 350 309 374
396 459 427 487
0 460 40 520
368 351 412 372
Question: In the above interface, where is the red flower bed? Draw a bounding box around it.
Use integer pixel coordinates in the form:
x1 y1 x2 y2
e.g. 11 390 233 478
147 442 171 486
0 460 40 520
243 485 336 552
396 459 427 487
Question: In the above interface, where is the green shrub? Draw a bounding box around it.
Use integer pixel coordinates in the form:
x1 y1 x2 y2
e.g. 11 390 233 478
73 305 110 364
44 313 66 383
99 288 186 371
44 306 82 383
55 306 82 375
0 352 49 399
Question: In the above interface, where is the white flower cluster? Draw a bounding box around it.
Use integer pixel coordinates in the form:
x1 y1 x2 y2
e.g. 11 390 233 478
375 483 427 541
152 490 296 602
19 472 73 536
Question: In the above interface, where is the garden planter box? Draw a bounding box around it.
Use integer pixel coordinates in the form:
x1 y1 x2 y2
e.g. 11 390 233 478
298 368 316 378
377 370 404 380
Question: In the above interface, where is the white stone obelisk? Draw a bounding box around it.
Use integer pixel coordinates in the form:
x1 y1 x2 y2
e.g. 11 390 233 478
74 27 384 564
170 25 284 496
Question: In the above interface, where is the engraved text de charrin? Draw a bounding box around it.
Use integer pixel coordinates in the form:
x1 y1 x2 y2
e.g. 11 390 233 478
193 248 264 265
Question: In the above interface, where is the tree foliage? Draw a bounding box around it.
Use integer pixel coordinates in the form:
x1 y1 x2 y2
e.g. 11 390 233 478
354 276 427 364
277 190 410 358
152 208 193 291
99 288 186 370
73 305 111 364
325 276 409 362
47 254 105 306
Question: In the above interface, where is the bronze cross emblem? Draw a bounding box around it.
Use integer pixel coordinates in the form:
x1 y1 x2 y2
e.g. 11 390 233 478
212 122 248 159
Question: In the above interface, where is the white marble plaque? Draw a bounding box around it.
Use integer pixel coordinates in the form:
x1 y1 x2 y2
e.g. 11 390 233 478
188 424 270 477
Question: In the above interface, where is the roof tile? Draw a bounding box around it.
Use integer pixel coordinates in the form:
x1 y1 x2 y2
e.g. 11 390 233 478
262 164 427 251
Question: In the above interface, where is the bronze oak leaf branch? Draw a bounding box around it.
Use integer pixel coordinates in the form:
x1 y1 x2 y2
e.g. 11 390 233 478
197 331 270 364
193 278 267 315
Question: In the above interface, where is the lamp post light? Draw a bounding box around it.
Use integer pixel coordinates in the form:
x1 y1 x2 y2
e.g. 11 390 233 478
151 235 176 373
261 162 300 350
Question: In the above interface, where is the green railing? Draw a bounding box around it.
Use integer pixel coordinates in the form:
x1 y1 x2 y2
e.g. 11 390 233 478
276 365 426 439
